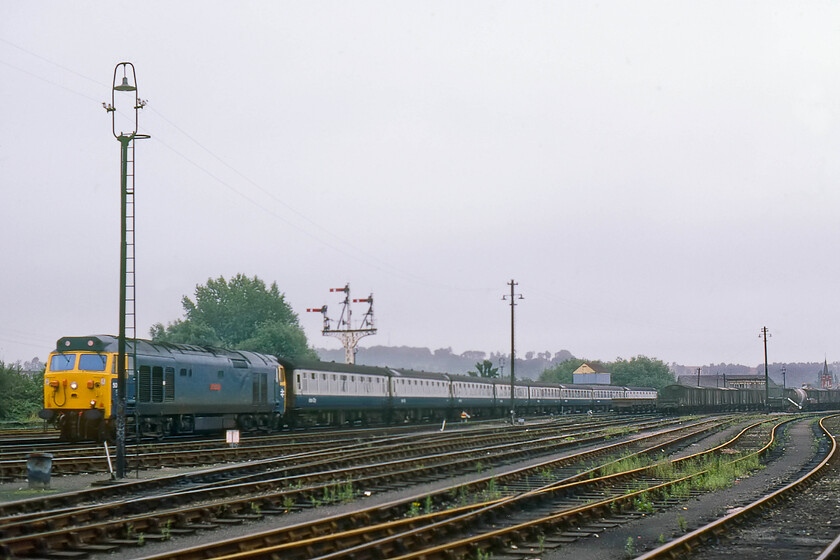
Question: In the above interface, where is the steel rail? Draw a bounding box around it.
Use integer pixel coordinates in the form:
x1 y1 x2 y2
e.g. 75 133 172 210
817 530 840 560
0 415 649 480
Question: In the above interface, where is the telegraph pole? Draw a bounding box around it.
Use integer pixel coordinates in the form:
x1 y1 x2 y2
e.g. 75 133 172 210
502 280 523 425
760 326 771 409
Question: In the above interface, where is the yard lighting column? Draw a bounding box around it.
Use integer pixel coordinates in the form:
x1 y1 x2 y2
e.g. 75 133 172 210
502 280 523 425
104 62 149 478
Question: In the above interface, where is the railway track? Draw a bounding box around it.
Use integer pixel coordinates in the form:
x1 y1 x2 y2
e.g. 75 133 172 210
0 415 649 481
136 415 773 560
635 413 840 560
0 415 720 558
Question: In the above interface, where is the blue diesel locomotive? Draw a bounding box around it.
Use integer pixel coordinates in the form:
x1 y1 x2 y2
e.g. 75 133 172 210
39 335 657 441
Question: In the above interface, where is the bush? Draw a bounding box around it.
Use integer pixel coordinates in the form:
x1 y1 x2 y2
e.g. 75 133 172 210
0 361 44 421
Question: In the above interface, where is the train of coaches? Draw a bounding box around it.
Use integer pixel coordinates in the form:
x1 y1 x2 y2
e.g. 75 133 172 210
38 335 840 441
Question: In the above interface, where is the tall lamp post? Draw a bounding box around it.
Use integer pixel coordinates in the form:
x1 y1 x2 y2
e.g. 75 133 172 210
502 280 523 425
104 62 149 478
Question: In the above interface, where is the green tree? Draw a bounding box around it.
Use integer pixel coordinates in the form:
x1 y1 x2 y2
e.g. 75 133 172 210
610 355 675 389
0 361 44 421
539 356 675 390
468 359 499 378
151 274 317 361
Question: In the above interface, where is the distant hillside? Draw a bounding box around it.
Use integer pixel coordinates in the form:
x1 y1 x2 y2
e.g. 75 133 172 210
315 345 575 379
317 346 840 388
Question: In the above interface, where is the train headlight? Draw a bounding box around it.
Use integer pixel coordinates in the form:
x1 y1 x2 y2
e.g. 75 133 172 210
70 381 78 390
90 400 96 407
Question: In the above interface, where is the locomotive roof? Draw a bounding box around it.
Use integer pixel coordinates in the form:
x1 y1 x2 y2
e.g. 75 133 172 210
54 335 279 367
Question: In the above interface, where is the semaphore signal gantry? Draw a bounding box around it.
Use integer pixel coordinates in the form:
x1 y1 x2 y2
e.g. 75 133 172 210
307 283 376 365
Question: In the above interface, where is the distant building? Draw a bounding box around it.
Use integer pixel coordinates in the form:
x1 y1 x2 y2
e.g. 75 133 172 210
573 363 611 385
819 360 834 389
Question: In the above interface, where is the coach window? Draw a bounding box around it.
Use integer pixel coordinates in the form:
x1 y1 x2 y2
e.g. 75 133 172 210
180 368 187 377
217 370 224 378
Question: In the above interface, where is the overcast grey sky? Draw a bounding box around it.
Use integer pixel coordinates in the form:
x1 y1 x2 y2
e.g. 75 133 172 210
2 2 839 367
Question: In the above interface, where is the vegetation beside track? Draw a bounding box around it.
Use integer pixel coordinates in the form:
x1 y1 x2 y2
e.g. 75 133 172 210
0 361 43 422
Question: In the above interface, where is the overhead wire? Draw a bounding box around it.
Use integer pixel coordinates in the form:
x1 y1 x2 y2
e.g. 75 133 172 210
0 38 495 294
